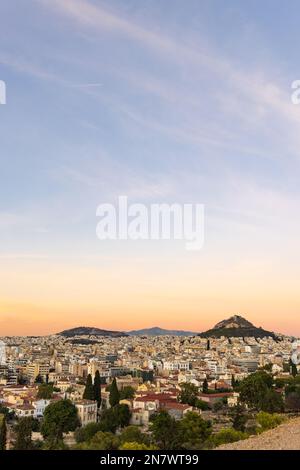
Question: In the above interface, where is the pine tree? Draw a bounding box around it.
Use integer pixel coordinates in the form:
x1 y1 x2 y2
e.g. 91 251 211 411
94 370 102 408
83 374 95 400
206 339 210 351
231 375 236 388
34 374 43 384
0 415 6 450
13 417 33 450
290 359 298 378
202 378 209 393
109 378 120 407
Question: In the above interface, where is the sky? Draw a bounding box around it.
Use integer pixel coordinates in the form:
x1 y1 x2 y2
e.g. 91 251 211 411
1 0 300 336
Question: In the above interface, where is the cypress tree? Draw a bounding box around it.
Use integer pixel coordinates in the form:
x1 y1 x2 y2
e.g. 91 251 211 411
202 378 209 394
13 417 33 450
0 415 6 451
109 378 120 407
94 370 102 408
34 374 43 384
231 375 236 388
290 359 298 378
83 374 95 400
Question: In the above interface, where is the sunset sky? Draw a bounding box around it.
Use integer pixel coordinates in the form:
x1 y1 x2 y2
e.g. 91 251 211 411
1 0 300 336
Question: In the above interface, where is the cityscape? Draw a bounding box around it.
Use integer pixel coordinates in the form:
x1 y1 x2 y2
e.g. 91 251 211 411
0 315 300 450
1 0 300 459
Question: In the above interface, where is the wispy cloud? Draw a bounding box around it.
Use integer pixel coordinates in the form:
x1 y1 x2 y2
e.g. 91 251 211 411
37 0 300 157
0 212 27 228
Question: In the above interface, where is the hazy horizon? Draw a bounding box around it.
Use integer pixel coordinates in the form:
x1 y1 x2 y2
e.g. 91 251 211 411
0 314 291 338
1 1 300 337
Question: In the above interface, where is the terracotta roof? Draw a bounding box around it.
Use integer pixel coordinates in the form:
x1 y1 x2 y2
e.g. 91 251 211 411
199 392 233 398
163 402 191 410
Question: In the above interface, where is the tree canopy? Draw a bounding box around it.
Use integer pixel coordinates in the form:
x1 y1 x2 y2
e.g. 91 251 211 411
93 370 102 408
41 399 80 442
83 374 95 401
178 383 199 406
109 378 120 407
239 371 283 412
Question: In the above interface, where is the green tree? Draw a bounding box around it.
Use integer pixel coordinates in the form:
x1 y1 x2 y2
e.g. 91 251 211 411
229 404 248 432
75 422 102 443
93 370 102 408
178 411 212 449
149 410 180 449
34 374 44 384
213 400 226 412
119 425 149 445
41 399 80 443
13 417 34 450
206 340 210 351
113 404 131 428
0 414 6 450
37 383 53 399
42 439 69 450
178 383 198 406
83 374 95 401
260 389 284 413
290 359 298 378
109 378 120 407
239 371 273 410
202 378 209 393
256 411 284 431
0 405 14 420
212 428 248 447
120 441 158 450
99 408 119 433
285 389 300 411
195 399 210 410
261 363 273 372
78 431 119 450
119 386 135 400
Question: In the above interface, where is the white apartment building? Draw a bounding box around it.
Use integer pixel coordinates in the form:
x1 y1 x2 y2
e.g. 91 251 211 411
75 399 98 426
163 361 190 371
33 399 51 417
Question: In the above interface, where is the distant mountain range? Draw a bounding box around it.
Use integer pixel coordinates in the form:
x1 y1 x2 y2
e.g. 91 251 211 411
128 327 198 336
57 326 128 338
198 315 277 339
57 315 278 339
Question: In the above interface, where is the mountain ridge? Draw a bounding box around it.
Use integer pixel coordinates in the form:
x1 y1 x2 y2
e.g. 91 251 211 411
57 326 128 337
128 326 198 336
199 315 277 339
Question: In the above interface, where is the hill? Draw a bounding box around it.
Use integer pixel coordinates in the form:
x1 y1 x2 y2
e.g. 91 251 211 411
198 315 277 339
218 417 300 450
57 326 128 338
128 326 198 336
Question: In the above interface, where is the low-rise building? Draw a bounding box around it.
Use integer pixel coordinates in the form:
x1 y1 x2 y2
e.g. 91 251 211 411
75 399 97 426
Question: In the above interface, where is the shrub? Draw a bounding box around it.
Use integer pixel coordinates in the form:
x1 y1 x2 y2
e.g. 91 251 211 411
119 426 149 445
75 422 102 443
195 399 210 411
212 428 248 447
119 441 158 450
285 390 300 411
77 431 120 450
256 411 284 432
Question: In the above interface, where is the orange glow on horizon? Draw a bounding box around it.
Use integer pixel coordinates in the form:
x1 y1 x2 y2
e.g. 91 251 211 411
0 256 299 337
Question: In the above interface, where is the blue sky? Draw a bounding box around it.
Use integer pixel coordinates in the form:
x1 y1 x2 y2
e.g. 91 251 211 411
1 0 300 334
